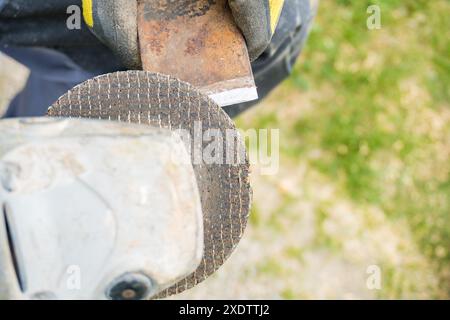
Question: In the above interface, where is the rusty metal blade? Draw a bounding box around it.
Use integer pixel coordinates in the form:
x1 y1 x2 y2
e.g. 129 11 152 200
137 0 258 106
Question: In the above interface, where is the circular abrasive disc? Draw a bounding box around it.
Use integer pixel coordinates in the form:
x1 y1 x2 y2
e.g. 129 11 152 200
48 71 251 298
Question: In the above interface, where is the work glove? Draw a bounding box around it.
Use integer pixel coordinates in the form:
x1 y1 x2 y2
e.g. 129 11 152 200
82 0 285 68
81 0 140 69
229 0 285 61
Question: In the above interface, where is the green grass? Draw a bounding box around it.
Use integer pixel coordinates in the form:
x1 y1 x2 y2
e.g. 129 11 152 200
238 0 450 298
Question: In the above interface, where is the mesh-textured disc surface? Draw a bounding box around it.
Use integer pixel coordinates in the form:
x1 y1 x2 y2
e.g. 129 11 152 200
48 71 251 297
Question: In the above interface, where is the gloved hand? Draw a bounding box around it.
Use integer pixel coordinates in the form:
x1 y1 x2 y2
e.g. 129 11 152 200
229 0 285 61
0 0 311 118
81 0 140 69
82 0 285 68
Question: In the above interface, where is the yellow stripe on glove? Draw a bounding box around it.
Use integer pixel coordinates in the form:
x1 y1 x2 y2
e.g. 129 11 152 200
82 0 94 27
269 0 285 34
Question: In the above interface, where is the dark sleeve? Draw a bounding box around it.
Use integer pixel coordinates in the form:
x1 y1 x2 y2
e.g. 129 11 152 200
0 0 124 73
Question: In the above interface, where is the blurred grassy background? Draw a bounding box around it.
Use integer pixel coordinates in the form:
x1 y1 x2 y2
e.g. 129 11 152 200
179 0 449 299
233 0 449 299
1 0 448 299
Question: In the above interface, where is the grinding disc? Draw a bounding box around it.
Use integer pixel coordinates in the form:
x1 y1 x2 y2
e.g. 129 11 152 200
47 71 251 298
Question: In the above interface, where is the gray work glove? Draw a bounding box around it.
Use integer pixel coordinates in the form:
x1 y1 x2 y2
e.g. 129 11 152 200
229 0 285 61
